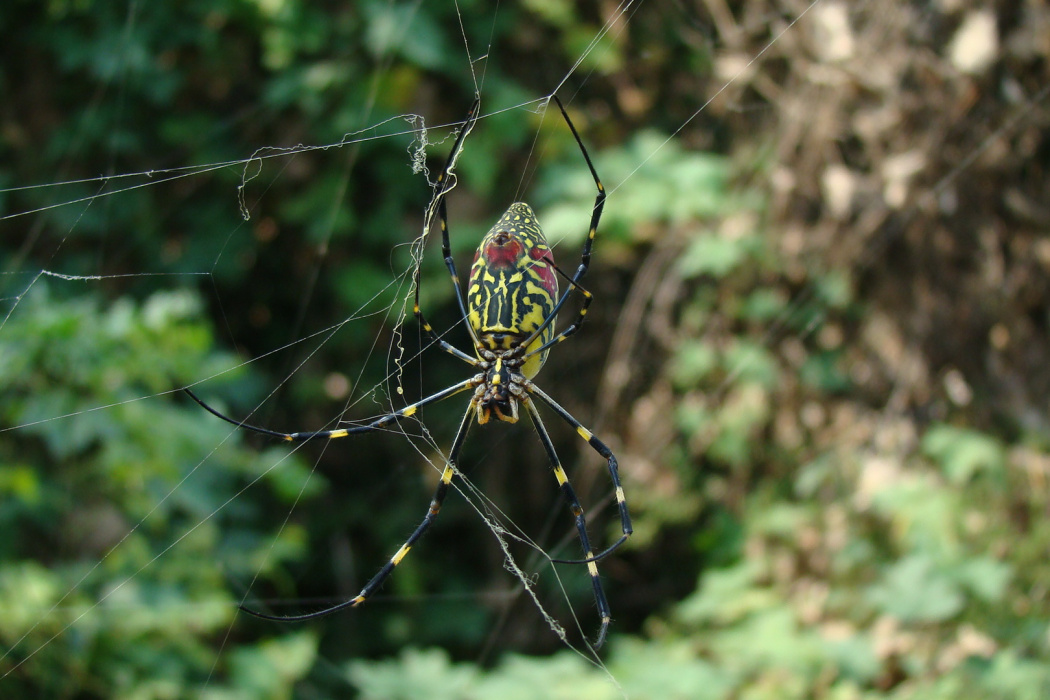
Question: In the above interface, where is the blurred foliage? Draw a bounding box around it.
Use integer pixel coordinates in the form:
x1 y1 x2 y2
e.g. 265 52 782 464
3 0 1050 698
0 285 319 696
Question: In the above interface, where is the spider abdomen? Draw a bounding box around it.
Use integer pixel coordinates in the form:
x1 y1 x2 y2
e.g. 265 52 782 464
467 202 558 379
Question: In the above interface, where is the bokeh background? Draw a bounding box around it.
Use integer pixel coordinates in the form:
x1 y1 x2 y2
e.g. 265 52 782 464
3 0 1050 697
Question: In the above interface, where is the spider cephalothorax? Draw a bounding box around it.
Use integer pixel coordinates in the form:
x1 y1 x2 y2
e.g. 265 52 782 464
185 96 631 649
472 351 528 425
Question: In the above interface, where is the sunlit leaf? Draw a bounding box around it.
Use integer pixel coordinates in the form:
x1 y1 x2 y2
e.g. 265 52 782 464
867 555 964 622
922 424 1005 484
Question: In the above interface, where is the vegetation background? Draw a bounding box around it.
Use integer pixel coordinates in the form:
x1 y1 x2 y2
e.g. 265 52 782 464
2 0 1049 697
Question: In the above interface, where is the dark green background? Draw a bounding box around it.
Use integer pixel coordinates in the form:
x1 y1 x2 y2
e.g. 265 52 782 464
2 1 1049 697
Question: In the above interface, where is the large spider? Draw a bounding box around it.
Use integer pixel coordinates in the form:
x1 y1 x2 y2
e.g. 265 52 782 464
185 95 632 648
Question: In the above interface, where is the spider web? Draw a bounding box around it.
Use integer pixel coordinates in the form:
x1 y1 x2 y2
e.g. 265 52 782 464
1 0 1047 696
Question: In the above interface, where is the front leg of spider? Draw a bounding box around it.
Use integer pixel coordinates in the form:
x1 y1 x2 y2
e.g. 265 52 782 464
186 95 630 651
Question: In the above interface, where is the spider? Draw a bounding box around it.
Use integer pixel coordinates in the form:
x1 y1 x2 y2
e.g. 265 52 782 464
185 95 632 648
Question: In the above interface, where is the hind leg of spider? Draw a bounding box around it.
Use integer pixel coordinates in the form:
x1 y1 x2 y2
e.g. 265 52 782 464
522 395 611 649
527 383 632 565
241 399 477 621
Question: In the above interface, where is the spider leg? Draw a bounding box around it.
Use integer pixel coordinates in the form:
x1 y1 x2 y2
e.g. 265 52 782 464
520 261 594 363
183 376 479 443
521 395 611 649
413 98 483 361
526 383 632 565
241 398 477 622
521 100 627 565
518 95 605 354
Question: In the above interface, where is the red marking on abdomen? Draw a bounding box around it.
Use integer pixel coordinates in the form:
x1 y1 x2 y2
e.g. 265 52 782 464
483 237 525 268
529 247 558 296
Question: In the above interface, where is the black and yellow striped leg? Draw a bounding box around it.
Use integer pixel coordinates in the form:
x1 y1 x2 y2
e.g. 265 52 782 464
183 377 479 444
434 139 476 342
551 95 606 279
521 395 611 649
521 264 594 362
540 97 606 346
241 400 477 622
517 95 605 356
413 98 482 360
526 383 632 565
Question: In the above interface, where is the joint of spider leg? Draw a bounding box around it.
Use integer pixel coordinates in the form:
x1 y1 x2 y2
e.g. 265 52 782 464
586 558 599 578
472 384 493 425
509 374 528 392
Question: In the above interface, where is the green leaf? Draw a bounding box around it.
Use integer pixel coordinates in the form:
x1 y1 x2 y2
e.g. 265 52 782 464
229 632 319 696
799 351 851 393
611 638 736 700
723 340 779 389
953 556 1012 603
678 233 750 278
739 288 787 322
676 562 776 626
346 648 478 700
866 555 964 622
981 650 1050 700
922 424 1005 484
670 342 718 389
